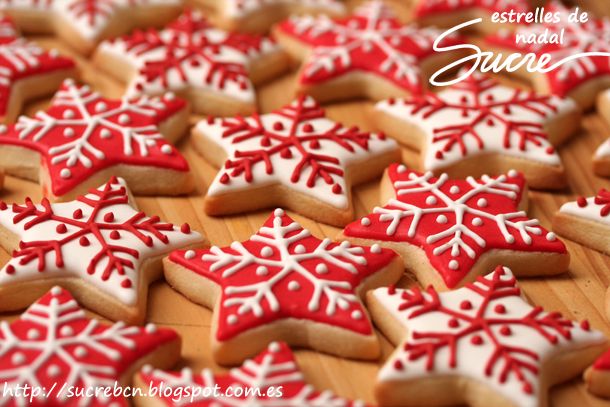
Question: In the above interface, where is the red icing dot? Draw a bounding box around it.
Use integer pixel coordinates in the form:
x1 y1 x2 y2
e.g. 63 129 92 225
377 132 386 140
448 318 459 328
302 123 314 133
522 382 533 395
273 122 284 131
332 184 342 194
121 279 132 288
500 326 511 336
73 209 83 219
261 137 271 147
494 304 506 314
220 173 230 184
181 223 191 234
460 300 472 310
581 320 590 331
388 98 395 105
546 146 555 154
280 148 292 158
79 236 90 247
104 212 114 222
0 201 6 210
393 359 403 370
6 264 15 275
309 140 320 149
435 151 444 159
56 224 67 234
110 230 121 240
388 285 396 295
470 335 483 345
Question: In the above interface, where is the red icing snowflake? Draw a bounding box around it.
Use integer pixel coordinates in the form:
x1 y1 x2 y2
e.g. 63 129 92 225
168 209 398 341
0 79 190 198
0 177 202 319
0 17 74 122
0 286 178 407
139 341 366 406
373 266 605 406
487 2 610 98
276 1 464 95
98 10 279 105
343 164 566 288
414 0 529 19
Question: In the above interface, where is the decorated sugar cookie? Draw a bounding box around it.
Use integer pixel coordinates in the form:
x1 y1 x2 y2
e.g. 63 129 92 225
0 177 204 324
0 17 75 124
201 0 345 33
95 10 288 117
368 266 607 407
192 96 399 226
135 341 365 406
0 286 180 406
585 349 610 399
0 0 183 55
375 70 579 190
0 79 193 201
341 164 569 289
594 89 610 177
487 2 610 109
413 0 530 34
273 1 465 102
164 209 402 365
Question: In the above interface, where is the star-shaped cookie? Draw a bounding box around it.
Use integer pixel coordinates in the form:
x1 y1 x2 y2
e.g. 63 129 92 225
95 10 288 117
487 2 610 109
0 0 183 55
341 164 569 290
163 208 402 365
0 286 181 406
0 177 204 324
273 1 465 102
0 79 193 201
374 70 580 190
192 95 399 226
135 341 366 406
368 266 606 407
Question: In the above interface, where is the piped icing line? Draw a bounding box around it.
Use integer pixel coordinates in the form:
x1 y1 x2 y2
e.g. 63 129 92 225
275 1 464 94
0 79 190 197
414 0 530 20
559 189 610 224
0 177 202 306
343 164 567 288
97 10 282 104
139 341 366 406
0 286 179 406
373 266 606 407
223 0 345 19
486 2 610 98
168 209 398 341
375 70 573 170
196 95 398 209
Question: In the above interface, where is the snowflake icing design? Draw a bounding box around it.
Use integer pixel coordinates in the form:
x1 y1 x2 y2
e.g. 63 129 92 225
0 17 74 120
276 1 463 94
343 164 566 288
0 79 190 198
0 177 202 309
487 2 610 97
97 10 280 104
0 286 178 407
373 266 605 407
139 341 365 407
196 95 397 209
375 71 573 171
168 209 398 341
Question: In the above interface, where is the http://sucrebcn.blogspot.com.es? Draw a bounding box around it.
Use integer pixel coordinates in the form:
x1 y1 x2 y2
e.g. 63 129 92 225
3 381 285 403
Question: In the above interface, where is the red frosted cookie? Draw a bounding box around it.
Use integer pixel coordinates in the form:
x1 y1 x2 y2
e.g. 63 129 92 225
0 17 75 123
585 348 610 399
0 0 183 55
368 266 607 407
0 79 193 201
0 286 180 406
163 208 403 365
374 70 580 189
340 164 569 290
134 341 366 406
0 177 205 324
192 96 400 226
94 10 288 117
273 1 465 102
487 2 610 109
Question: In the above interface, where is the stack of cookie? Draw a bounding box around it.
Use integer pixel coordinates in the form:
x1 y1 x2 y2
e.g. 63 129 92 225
0 0 610 406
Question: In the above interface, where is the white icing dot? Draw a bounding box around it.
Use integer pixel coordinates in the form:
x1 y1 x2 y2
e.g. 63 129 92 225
508 169 517 177
118 114 130 124
294 244 306 254
0 125 6 134
546 232 557 241
268 342 280 352
51 286 62 295
288 281 300 291
227 315 238 325
100 128 111 138
472 217 483 226
184 250 195 259
95 102 107 112
448 260 459 270
426 196 437 205
477 198 488 208
60 168 71 179
361 217 371 226
274 208 284 217
145 139 156 147
27 329 40 339
436 215 447 224
161 145 172 154
63 109 75 119
141 364 153 374
64 78 75 86
397 165 407 173
63 128 75 137
371 244 381 254
164 92 176 101
60 326 74 337
145 323 157 333
256 266 268 276
351 310 363 320
47 365 61 377
74 346 87 357
449 186 460 194
49 49 59 57
11 352 25 365
315 263 328 274
260 246 273 258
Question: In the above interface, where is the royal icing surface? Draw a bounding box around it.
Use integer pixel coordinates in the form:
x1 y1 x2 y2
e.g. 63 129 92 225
343 164 566 288
196 96 397 209
373 267 605 407
139 341 365 406
169 209 397 341
0 177 202 306
97 10 281 103
414 0 529 19
0 286 178 406
487 2 610 97
276 1 463 94
559 189 610 226
0 79 189 197
376 71 572 170
223 0 344 19
0 17 74 119
0 0 181 41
